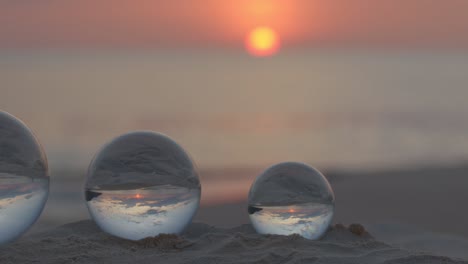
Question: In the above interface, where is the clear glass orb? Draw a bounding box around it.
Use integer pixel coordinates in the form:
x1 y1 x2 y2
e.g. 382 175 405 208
0 111 49 244
85 131 201 240
248 162 335 240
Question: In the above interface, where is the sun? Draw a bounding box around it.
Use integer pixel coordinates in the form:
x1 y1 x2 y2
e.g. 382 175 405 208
245 26 280 57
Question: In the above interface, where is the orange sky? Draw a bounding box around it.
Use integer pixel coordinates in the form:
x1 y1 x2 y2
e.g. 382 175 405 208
1 0 468 49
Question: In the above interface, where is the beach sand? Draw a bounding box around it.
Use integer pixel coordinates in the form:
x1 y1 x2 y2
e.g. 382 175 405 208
9 164 467 262
1 220 467 264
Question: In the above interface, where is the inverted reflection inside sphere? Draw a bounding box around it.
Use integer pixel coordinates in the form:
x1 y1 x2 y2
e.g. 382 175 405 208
248 162 335 240
0 111 49 244
85 131 201 240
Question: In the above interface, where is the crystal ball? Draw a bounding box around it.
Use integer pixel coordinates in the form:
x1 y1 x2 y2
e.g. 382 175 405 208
0 111 49 244
248 162 335 240
85 131 201 240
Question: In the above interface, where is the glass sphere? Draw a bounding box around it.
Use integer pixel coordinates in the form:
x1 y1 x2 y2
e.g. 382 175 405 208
0 111 49 244
248 162 335 240
85 131 201 240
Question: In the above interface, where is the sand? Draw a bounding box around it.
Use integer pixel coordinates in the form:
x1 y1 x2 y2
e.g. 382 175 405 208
1 220 467 264
16 164 468 263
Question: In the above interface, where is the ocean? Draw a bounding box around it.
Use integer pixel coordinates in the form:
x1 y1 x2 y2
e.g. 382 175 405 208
2 50 468 171
2 50 468 227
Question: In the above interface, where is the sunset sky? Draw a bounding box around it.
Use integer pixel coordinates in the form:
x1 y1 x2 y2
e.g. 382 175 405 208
1 0 468 50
